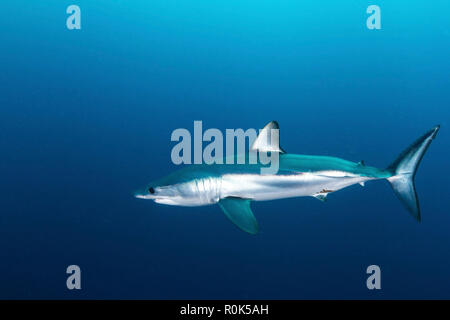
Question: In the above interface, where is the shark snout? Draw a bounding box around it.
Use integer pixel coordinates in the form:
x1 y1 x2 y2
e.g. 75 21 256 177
134 186 156 200
134 190 155 199
135 193 154 200
134 185 177 201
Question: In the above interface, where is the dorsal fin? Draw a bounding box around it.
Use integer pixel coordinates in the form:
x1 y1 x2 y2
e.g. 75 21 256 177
251 121 286 153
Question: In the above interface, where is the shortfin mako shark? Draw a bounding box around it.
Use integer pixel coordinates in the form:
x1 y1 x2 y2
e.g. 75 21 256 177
136 121 440 234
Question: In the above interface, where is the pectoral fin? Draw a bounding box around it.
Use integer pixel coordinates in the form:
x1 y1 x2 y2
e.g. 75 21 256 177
218 197 259 234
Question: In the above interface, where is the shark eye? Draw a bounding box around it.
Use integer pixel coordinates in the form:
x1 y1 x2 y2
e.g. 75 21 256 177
148 187 155 194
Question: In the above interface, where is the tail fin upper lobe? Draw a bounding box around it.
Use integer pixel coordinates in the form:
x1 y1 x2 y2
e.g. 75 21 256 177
386 125 440 221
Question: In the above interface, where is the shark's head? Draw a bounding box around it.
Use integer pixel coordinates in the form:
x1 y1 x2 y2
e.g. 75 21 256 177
134 168 220 206
134 183 189 205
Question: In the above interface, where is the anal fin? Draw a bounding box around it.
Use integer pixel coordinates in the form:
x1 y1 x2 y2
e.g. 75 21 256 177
313 194 327 202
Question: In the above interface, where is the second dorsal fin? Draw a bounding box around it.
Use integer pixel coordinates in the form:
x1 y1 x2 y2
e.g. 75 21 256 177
251 121 286 153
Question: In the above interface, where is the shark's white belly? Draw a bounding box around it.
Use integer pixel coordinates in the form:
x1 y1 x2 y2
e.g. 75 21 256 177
220 171 372 201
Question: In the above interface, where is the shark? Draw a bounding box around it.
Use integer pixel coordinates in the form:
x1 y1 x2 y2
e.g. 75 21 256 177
135 121 440 234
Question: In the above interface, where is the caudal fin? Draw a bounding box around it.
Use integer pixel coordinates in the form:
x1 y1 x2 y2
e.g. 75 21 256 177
387 125 440 221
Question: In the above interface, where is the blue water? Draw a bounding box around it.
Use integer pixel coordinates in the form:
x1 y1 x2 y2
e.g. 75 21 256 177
1 0 449 299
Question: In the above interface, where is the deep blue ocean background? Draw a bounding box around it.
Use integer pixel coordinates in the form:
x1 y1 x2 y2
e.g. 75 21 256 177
1 1 449 299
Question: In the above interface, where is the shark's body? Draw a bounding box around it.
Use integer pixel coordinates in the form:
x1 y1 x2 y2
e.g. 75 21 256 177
136 122 439 234
143 154 390 205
